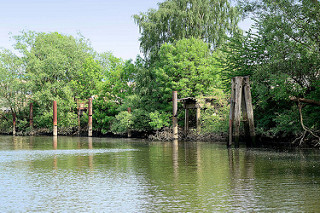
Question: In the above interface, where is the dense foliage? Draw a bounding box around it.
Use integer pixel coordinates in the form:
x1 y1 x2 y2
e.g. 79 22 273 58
0 0 319 146
133 0 240 56
224 0 320 144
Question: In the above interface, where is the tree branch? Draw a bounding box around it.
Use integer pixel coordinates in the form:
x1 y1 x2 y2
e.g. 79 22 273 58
290 97 320 106
294 102 320 146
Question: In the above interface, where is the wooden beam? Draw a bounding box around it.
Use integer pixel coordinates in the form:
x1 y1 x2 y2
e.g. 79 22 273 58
172 91 178 140
233 77 243 148
196 105 201 133
12 112 16 136
88 98 93 137
29 103 33 130
53 101 57 136
184 108 189 137
243 76 256 146
127 107 132 138
228 78 235 147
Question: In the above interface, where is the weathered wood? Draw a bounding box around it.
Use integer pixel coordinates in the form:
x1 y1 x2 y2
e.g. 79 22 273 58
241 85 250 145
228 78 235 147
243 77 256 146
53 136 57 150
229 76 256 147
184 108 189 137
13 112 16 136
233 77 243 147
29 103 33 129
196 104 201 133
172 91 178 140
127 107 132 138
77 107 81 135
88 98 93 137
53 101 57 136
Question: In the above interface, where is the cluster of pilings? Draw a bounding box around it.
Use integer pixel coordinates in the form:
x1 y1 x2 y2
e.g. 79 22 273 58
171 76 256 147
10 77 255 145
12 98 93 137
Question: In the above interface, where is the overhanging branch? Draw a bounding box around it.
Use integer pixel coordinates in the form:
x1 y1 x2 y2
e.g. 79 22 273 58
290 97 320 106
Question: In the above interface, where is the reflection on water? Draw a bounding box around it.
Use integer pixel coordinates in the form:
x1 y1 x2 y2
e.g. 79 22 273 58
0 136 320 212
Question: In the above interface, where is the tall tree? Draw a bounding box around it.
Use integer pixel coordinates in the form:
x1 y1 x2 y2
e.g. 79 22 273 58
0 49 26 132
134 0 240 57
224 0 320 143
13 31 96 128
132 38 224 131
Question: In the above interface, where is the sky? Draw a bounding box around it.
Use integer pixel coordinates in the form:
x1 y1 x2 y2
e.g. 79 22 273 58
0 0 253 60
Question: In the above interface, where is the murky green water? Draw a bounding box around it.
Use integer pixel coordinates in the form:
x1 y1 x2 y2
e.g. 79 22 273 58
0 136 319 212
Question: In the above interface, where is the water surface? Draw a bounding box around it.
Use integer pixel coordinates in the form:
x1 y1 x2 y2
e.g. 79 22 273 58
0 136 319 212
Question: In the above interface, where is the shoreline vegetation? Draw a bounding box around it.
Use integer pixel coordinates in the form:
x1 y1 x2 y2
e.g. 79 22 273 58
0 127 306 149
0 0 319 147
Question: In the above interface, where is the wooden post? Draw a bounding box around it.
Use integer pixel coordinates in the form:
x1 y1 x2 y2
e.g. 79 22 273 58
12 112 16 136
228 78 235 147
53 136 57 150
29 103 33 130
77 106 81 135
88 98 93 137
196 104 201 134
233 77 243 147
228 76 256 147
243 76 256 146
53 101 57 136
184 107 189 137
127 107 132 138
172 91 178 140
241 86 250 145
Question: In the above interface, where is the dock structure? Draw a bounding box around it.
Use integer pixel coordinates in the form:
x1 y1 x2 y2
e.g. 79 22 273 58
76 98 93 137
229 76 256 147
179 97 218 137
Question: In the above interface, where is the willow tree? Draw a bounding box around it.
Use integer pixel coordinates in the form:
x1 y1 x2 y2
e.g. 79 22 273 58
133 0 241 57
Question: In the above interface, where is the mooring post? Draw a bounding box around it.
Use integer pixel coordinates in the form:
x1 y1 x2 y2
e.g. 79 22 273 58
233 77 243 148
53 136 57 150
184 107 189 137
12 112 16 136
196 104 201 134
127 107 132 138
229 76 256 147
241 85 250 146
172 91 178 140
53 101 57 136
243 76 256 146
77 104 81 135
228 78 235 147
88 98 93 137
29 103 33 130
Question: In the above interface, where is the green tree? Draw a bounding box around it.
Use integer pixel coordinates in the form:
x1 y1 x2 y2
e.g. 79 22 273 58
134 38 225 131
224 0 320 143
13 31 96 128
0 49 27 132
92 53 135 134
134 0 240 56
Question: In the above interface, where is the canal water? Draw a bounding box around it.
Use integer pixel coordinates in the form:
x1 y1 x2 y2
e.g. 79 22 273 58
0 136 319 212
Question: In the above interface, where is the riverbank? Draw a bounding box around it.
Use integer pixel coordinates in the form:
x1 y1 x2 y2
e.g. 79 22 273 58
2 126 317 148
